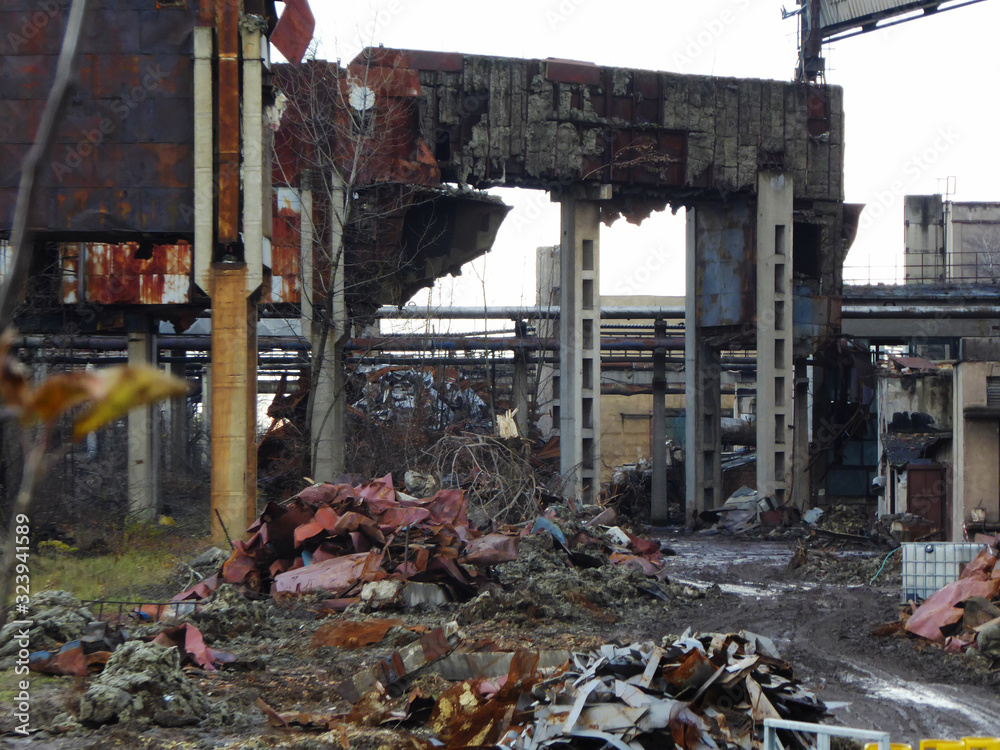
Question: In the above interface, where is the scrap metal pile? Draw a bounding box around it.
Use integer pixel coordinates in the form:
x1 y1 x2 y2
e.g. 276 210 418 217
259 628 829 750
898 543 1000 660
193 474 519 605
177 474 676 610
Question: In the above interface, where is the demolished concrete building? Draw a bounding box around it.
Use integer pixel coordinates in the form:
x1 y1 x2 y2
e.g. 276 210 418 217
1 1 858 536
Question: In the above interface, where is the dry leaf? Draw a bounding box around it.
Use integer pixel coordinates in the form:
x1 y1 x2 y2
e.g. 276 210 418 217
72 364 189 440
0 329 31 414
29 371 98 424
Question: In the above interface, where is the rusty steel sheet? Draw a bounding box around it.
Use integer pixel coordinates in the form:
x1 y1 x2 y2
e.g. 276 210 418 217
269 0 314 66
1 4 198 235
61 241 192 305
544 58 602 86
905 577 1000 642
152 623 236 671
273 550 383 595
310 618 405 649
461 533 520 566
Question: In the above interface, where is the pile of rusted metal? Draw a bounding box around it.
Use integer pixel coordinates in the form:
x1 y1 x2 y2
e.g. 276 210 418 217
259 627 829 749
900 544 1000 658
183 475 518 606
176 475 673 611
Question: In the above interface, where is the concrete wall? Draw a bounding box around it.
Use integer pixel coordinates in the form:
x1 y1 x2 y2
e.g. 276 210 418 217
952 360 1000 539
404 50 845 203
950 202 1000 282
904 195 945 283
877 372 953 433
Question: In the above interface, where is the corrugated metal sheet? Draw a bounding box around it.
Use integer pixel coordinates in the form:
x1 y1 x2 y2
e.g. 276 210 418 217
819 0 944 33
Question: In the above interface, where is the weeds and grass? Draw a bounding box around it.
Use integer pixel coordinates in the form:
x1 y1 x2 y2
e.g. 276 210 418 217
29 525 211 603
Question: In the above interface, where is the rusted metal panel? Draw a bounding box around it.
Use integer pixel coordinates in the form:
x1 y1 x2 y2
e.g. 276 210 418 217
404 50 463 72
545 58 602 86
269 0 314 66
695 199 756 328
0 2 199 235
63 241 192 305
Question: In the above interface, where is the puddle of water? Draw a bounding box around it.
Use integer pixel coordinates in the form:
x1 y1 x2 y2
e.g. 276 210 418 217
840 667 1000 734
672 576 818 598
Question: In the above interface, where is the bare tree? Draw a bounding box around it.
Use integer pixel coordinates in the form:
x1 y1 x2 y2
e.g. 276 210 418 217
270 46 452 482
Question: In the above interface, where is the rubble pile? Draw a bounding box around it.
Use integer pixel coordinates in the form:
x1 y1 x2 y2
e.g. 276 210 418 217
499 633 828 750
77 641 223 727
901 545 1000 658
786 544 902 586
0 590 96 666
175 475 679 616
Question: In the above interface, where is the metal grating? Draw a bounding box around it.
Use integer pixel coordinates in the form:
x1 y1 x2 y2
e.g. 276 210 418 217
987 376 1000 407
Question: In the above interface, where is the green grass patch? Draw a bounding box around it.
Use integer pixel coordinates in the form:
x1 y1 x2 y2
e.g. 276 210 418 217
30 526 212 603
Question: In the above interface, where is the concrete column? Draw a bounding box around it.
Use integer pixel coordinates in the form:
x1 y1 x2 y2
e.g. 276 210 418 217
167 351 187 472
199 364 211 471
512 321 530 437
534 246 560 437
756 172 795 505
685 207 723 518
558 193 604 504
651 318 668 523
792 358 811 507
210 269 258 545
192 27 214 296
311 328 347 481
127 330 157 522
310 173 347 482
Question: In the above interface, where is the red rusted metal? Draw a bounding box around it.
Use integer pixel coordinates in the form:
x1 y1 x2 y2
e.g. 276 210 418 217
270 0 315 66
403 50 463 72
545 58 602 86
60 241 192 305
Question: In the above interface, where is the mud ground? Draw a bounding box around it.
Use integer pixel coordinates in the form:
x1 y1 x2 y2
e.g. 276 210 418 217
3 531 999 748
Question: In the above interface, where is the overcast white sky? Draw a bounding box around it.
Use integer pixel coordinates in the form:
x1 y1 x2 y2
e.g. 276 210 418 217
287 0 1000 309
